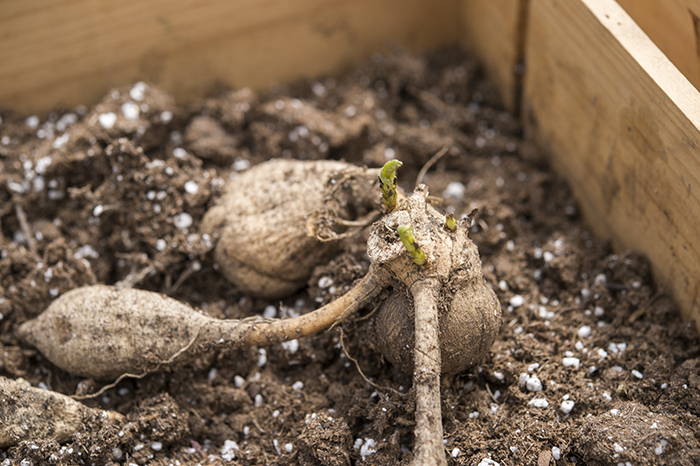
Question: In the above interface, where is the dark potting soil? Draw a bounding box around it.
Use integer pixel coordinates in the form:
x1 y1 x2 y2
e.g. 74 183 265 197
1 46 700 465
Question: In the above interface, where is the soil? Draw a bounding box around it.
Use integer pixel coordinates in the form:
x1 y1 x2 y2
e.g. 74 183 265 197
1 46 700 466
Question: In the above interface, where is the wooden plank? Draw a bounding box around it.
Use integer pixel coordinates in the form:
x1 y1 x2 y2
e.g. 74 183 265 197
523 0 700 325
459 0 525 113
616 0 700 90
0 0 459 113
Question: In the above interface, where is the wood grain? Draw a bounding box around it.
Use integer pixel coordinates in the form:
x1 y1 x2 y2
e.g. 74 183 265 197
617 0 700 90
0 0 459 113
459 0 525 113
523 0 700 324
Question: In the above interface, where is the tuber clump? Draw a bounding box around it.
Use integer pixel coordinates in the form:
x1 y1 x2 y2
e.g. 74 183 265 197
18 161 499 383
18 161 499 465
201 158 382 299
363 184 501 466
0 376 123 447
368 193 501 373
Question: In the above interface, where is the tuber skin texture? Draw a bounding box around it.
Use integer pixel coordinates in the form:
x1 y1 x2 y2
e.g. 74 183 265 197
18 276 382 381
374 273 501 374
0 376 123 447
201 159 381 299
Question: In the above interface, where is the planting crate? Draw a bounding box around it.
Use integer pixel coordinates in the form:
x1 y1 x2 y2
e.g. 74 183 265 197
2 0 700 464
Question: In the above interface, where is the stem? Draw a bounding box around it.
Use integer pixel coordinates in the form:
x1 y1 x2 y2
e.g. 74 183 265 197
410 278 446 466
238 272 382 346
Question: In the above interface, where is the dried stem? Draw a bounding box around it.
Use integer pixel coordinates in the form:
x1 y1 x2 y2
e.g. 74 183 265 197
14 202 38 258
415 146 449 187
238 271 382 346
410 278 446 466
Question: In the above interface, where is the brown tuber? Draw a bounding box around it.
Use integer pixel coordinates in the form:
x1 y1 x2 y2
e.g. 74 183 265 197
18 280 381 380
0 376 123 447
201 158 382 299
366 185 501 375
372 264 500 374
365 184 501 466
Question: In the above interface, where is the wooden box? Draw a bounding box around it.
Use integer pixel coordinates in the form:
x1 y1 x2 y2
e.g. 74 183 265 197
2 0 699 328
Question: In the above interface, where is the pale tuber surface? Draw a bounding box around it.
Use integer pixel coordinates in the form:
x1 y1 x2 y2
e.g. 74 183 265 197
201 159 381 299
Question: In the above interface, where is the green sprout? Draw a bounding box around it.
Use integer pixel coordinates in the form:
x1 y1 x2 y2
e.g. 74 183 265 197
445 213 456 231
379 159 403 210
398 224 426 266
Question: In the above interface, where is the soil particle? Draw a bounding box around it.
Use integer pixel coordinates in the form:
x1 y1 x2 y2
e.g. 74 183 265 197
2 46 700 465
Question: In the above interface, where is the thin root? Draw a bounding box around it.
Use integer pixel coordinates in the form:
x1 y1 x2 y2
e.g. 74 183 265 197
72 322 210 400
15 202 38 258
339 328 406 398
627 291 664 324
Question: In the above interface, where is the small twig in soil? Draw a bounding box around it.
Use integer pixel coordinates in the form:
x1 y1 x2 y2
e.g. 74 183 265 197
252 418 267 434
168 260 202 294
627 291 664 324
116 261 159 290
555 306 583 316
485 383 499 404
407 86 451 116
14 202 38 258
115 251 175 289
415 146 449 187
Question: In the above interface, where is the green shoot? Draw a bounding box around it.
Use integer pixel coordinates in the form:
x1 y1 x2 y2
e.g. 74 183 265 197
397 224 426 266
445 213 456 231
379 160 403 210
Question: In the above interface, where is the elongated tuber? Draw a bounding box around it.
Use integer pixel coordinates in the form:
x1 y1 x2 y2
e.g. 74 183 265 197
18 276 382 380
0 376 123 447
201 159 382 299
